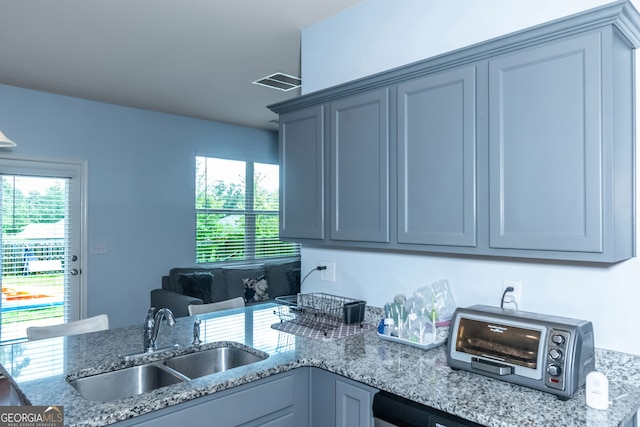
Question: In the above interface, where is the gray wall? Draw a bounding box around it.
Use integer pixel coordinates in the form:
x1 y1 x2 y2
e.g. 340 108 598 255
0 83 278 328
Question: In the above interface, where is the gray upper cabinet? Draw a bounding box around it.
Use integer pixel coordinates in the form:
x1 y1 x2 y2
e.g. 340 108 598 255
330 89 390 243
397 65 477 247
488 28 634 261
269 1 640 262
489 32 602 253
279 105 325 240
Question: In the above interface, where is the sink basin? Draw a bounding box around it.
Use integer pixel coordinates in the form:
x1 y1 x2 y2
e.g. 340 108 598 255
163 346 268 379
68 345 268 401
69 364 185 402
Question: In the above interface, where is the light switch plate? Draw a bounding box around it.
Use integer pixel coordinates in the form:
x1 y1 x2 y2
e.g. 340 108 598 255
90 242 108 254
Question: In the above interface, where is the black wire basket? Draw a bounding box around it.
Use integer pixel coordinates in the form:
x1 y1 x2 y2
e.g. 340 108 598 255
274 293 366 334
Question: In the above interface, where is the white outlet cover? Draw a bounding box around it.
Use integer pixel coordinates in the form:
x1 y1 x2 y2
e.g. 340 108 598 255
502 280 522 308
320 261 336 282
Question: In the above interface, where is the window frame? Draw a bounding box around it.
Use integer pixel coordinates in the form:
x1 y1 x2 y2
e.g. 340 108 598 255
195 155 299 265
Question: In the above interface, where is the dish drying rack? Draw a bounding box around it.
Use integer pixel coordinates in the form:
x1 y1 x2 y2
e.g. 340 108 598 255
274 293 366 336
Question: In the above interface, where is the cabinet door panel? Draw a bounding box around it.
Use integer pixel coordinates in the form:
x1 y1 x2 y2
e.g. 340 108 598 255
489 32 602 252
246 412 295 427
279 106 325 240
330 89 389 242
120 372 298 427
335 377 374 427
310 367 377 427
397 66 477 247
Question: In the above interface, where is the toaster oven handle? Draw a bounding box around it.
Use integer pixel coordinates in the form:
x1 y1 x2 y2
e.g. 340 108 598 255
471 357 514 376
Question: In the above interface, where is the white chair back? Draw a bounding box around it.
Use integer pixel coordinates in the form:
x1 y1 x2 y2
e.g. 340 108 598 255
26 314 109 340
188 297 245 316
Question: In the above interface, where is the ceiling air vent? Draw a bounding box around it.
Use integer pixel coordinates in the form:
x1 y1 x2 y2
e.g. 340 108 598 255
253 72 301 91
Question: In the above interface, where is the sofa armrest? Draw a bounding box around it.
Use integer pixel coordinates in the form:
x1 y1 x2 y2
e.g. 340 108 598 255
150 289 202 318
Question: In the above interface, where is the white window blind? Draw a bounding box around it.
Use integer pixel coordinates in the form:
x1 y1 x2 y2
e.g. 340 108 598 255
1 175 70 344
195 156 300 263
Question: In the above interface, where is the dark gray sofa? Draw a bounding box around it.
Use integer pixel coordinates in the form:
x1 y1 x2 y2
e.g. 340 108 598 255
150 259 301 317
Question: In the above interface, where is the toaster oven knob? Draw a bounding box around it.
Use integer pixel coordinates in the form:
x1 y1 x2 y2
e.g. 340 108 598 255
549 348 563 360
551 334 565 345
547 364 562 376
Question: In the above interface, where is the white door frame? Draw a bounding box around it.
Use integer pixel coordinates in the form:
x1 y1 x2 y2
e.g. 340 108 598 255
0 153 88 320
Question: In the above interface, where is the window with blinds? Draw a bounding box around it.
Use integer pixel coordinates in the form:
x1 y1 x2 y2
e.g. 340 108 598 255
195 156 300 263
1 175 70 344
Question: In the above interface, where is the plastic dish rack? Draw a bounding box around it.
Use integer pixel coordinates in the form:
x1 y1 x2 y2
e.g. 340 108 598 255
274 293 366 335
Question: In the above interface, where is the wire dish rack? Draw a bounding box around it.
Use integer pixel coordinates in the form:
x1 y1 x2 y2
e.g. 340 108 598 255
274 293 366 335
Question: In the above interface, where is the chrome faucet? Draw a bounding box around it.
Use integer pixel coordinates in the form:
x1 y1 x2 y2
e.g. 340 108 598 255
143 307 176 352
192 318 202 346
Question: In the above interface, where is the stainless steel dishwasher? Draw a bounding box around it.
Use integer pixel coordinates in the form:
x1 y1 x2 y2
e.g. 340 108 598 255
372 390 484 427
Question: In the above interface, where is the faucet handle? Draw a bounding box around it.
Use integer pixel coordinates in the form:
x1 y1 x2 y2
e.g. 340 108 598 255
192 318 202 346
145 307 156 321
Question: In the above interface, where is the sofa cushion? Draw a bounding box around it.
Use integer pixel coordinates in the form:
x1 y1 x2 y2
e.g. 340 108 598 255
179 272 214 303
243 276 270 303
287 268 301 295
168 268 212 293
209 267 229 301
224 267 266 300
265 260 301 297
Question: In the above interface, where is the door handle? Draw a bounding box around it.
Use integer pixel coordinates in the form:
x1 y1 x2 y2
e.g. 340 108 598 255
70 268 79 276
471 357 513 376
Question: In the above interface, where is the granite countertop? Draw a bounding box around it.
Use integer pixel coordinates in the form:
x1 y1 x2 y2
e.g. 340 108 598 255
1 303 639 427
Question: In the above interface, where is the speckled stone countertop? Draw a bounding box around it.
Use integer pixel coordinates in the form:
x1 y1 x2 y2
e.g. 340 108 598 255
0 303 639 427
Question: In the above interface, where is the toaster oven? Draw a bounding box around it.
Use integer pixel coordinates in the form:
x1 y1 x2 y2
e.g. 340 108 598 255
446 305 595 400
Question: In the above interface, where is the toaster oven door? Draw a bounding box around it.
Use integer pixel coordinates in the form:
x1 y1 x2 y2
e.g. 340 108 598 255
453 316 545 379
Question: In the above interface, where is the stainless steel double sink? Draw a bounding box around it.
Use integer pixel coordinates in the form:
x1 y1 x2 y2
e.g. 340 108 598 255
68 344 268 402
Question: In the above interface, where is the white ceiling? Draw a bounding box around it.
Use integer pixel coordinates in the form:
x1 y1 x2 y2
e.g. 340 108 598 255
0 0 362 131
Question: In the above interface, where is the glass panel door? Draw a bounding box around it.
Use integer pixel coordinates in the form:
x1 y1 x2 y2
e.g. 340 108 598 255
0 161 83 343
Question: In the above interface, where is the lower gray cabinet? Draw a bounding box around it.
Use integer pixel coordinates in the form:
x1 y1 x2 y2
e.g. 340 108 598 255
310 367 377 427
113 370 309 427
112 368 378 427
335 376 376 427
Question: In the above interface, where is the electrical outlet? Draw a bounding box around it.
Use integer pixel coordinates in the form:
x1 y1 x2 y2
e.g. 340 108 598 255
502 279 523 309
320 261 336 282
